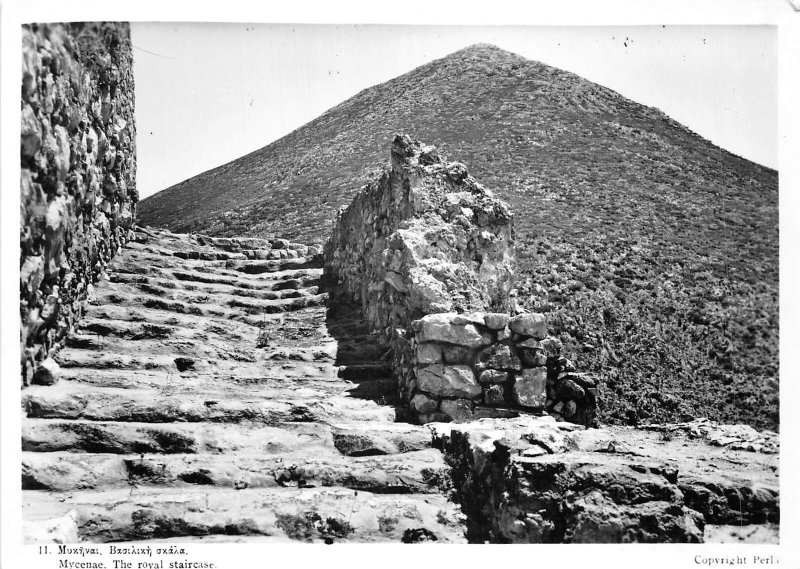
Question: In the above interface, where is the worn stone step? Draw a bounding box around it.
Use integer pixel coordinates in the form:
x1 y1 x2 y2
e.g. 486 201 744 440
75 317 256 345
22 448 449 494
224 256 322 274
131 228 274 255
93 286 329 317
108 275 320 304
190 234 274 251
55 350 256 371
63 334 260 361
23 384 395 424
21 419 337 455
23 387 315 424
170 250 247 261
55 363 346 391
109 260 322 290
109 249 320 280
237 249 307 260
53 350 351 384
22 486 466 543
109 272 320 299
80 305 256 334
330 423 434 456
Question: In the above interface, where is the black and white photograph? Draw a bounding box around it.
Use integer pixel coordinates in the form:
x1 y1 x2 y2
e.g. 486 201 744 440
1 1 797 567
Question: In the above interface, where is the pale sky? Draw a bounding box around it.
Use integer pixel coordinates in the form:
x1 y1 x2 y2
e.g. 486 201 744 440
131 24 777 200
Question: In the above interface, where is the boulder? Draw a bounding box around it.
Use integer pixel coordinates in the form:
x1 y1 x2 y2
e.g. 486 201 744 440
539 337 563 357
509 313 547 339
478 370 508 384
440 399 475 423
416 343 441 364
32 357 60 386
417 364 482 399
558 372 597 389
484 313 510 330
513 368 547 409
410 393 438 414
556 378 586 400
415 314 491 348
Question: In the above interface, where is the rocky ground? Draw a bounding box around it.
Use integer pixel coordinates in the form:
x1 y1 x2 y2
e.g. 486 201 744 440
21 228 778 544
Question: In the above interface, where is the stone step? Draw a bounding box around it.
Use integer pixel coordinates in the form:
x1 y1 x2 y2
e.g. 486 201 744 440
23 384 396 424
109 260 322 290
75 316 255 344
224 256 323 274
54 349 352 380
236 249 309 260
22 448 449 493
21 486 466 543
190 234 314 255
330 423 433 456
131 228 274 254
55 350 255 371
109 271 321 298
96 280 321 308
170 250 248 261
109 249 320 280
22 419 431 457
21 419 337 455
55 361 347 390
63 334 260 361
190 234 275 251
80 305 256 334
91 287 328 318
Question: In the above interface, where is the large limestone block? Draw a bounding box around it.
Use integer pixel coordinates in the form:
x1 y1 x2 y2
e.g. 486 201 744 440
32 357 60 386
440 399 475 423
484 313 510 330
417 364 482 399
509 313 547 339
410 392 438 414
414 313 491 348
513 368 547 409
416 342 442 364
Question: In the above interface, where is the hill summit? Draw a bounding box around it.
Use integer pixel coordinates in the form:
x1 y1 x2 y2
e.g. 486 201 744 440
138 44 778 430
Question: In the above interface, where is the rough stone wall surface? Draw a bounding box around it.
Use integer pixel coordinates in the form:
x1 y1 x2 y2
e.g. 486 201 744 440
20 22 136 385
324 136 596 425
402 312 597 425
324 134 517 334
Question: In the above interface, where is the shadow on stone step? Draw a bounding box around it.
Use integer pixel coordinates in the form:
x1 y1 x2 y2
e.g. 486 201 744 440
321 277 410 422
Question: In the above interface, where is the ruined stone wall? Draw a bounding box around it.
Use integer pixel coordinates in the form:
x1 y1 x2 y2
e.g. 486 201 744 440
20 23 136 385
403 312 597 424
324 135 516 334
324 136 596 425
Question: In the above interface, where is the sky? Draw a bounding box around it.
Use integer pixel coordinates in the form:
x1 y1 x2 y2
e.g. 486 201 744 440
131 24 777 200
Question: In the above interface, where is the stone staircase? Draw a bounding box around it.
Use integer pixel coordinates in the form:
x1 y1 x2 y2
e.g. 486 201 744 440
21 226 466 543
19 226 779 544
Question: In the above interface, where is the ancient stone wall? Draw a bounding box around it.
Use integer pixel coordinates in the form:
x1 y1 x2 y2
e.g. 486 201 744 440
324 136 596 425
20 23 136 385
402 312 597 424
324 134 516 333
